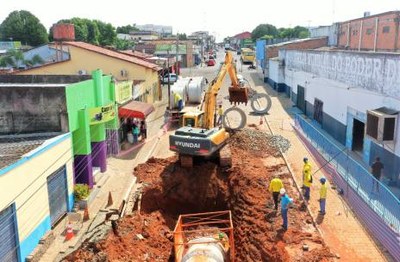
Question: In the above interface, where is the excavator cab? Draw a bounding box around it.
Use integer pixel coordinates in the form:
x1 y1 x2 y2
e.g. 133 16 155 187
182 111 204 128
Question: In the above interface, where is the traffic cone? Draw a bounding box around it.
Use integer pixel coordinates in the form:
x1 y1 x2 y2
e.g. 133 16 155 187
83 206 90 222
65 223 74 241
106 191 113 207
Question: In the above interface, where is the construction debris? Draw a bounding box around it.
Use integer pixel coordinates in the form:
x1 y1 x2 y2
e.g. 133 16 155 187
230 128 291 156
63 129 332 261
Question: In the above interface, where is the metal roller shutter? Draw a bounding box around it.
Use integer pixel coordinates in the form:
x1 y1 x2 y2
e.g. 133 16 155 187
47 166 68 226
0 205 18 262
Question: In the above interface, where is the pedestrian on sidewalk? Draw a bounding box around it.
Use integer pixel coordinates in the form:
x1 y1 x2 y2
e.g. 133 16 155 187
280 188 293 231
140 120 147 140
302 157 313 202
269 175 283 210
217 104 224 126
132 125 140 143
319 177 327 215
371 157 384 193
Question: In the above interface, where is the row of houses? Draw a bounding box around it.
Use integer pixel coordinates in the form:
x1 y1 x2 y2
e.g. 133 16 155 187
257 11 400 260
0 25 166 260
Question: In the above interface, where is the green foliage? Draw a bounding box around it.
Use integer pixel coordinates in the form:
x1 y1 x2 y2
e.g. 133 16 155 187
0 49 25 68
178 33 187 40
95 20 116 46
25 54 44 67
115 38 134 50
260 35 273 40
116 24 139 34
251 24 278 41
251 24 310 41
0 10 48 46
74 184 90 201
52 18 117 46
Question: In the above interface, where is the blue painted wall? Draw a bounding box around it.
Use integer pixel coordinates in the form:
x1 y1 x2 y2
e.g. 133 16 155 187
370 143 400 184
19 193 73 260
19 216 51 260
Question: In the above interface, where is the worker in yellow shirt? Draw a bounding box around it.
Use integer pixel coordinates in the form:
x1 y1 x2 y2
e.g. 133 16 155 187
173 91 183 111
319 177 327 215
269 175 284 210
217 104 224 126
302 157 312 202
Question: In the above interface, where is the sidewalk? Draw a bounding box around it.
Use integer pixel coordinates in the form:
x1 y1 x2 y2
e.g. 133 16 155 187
249 71 388 261
39 97 169 261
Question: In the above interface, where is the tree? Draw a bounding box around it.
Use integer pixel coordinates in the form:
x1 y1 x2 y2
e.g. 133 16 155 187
115 38 134 50
95 20 117 46
178 33 187 40
116 24 139 34
0 49 43 68
0 10 48 46
251 24 278 41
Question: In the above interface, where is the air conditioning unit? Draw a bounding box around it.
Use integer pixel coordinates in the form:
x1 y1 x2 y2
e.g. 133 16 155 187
366 107 398 143
120 70 128 77
78 69 87 75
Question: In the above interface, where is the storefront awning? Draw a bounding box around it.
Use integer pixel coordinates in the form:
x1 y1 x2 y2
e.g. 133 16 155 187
118 101 155 119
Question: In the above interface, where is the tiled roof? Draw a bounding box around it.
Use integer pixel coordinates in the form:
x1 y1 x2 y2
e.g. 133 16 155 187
233 32 252 40
0 134 56 169
64 42 162 71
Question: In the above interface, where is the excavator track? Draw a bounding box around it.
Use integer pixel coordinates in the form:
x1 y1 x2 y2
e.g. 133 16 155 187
219 144 232 167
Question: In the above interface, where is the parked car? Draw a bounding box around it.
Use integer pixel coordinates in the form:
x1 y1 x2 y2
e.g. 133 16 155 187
161 73 178 84
207 59 216 66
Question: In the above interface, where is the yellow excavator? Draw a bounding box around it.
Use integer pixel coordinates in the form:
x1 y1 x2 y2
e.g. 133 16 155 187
169 51 249 168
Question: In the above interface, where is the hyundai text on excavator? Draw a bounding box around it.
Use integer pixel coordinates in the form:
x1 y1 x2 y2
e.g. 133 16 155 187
169 51 249 168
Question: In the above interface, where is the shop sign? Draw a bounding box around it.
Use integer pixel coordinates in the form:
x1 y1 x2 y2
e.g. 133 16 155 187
88 103 115 125
115 81 133 104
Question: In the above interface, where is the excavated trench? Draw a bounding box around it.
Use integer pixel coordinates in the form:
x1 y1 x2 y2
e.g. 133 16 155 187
65 130 333 262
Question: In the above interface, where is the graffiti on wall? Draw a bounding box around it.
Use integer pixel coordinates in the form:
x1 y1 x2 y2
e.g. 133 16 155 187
285 50 400 99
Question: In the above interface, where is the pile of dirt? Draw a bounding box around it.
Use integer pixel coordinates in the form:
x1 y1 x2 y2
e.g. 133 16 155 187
65 129 333 262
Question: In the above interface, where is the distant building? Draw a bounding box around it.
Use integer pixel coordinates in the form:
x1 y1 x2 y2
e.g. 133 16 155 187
136 24 173 37
309 24 339 46
0 41 22 54
231 31 252 49
13 41 162 104
337 11 400 52
129 31 160 41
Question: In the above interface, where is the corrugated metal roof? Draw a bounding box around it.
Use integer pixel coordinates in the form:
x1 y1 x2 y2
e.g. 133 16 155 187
0 134 58 169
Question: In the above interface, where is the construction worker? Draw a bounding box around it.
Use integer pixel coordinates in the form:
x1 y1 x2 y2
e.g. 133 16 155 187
319 177 327 215
280 188 293 231
173 91 183 111
217 104 224 126
269 175 283 210
302 157 312 202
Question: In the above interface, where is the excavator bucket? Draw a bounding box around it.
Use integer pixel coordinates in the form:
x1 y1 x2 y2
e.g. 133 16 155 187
228 86 249 105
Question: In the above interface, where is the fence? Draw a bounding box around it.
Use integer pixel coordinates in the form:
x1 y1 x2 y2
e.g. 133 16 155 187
294 114 400 260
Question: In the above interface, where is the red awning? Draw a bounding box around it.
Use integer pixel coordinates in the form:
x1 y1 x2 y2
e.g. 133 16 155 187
118 101 155 119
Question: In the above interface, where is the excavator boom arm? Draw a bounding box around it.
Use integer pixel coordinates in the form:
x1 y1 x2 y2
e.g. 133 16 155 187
202 52 244 129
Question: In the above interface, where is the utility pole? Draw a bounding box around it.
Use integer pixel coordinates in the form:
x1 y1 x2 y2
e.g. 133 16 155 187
167 50 171 109
176 34 179 73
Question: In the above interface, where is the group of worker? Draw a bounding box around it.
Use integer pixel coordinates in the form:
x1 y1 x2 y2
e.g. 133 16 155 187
268 157 327 231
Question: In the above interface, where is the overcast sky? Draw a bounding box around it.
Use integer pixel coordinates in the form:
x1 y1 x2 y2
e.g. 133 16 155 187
0 0 399 41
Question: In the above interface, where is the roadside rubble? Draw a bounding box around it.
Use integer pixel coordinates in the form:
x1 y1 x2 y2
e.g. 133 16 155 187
64 128 333 262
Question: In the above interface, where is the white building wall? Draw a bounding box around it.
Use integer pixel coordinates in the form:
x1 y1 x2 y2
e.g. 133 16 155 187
285 62 400 156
